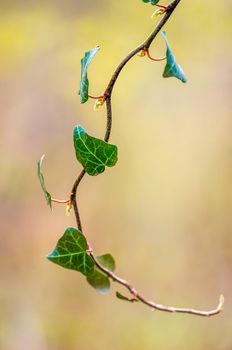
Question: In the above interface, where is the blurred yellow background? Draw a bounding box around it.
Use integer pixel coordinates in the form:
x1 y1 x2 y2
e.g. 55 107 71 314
0 1 231 349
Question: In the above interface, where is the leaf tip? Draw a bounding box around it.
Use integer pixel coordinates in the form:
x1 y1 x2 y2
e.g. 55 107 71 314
46 251 54 261
219 294 225 308
74 124 85 136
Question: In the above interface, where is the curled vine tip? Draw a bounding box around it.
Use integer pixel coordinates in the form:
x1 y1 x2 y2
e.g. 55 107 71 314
218 294 225 310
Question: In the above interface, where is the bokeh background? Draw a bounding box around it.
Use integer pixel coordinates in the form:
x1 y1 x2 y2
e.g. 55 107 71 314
0 1 231 349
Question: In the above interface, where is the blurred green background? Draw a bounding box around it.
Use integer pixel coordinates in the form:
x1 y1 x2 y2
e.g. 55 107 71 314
0 1 231 349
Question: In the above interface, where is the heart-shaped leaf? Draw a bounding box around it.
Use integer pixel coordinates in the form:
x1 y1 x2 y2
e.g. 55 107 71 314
142 0 160 5
116 291 139 303
37 154 52 209
162 31 187 83
73 125 118 176
80 46 100 104
47 227 94 276
87 254 115 295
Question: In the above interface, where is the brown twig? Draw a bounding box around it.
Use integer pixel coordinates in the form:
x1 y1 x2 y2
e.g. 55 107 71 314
70 0 224 316
90 252 224 316
70 169 86 231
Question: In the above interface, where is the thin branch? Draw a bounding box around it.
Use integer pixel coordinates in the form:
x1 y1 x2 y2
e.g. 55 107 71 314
90 252 224 317
104 97 112 142
70 0 224 317
70 169 86 231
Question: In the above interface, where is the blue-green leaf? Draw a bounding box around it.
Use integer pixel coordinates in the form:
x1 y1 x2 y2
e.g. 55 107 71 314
47 227 94 276
86 254 115 295
73 125 118 176
80 46 100 104
162 31 187 83
37 154 52 209
142 0 160 4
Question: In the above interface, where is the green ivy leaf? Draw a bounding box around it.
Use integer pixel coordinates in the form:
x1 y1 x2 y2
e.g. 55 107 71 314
37 154 52 209
86 254 115 295
96 254 115 272
87 270 110 295
142 0 160 5
73 125 118 176
116 291 139 303
80 46 100 104
162 31 187 83
47 227 94 276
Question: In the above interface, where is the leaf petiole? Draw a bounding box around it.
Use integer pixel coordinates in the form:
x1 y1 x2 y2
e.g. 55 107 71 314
145 48 166 61
155 4 167 10
51 198 70 204
88 94 104 100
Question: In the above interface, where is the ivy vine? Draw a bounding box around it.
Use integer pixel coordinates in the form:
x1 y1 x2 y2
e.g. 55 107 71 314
38 0 224 317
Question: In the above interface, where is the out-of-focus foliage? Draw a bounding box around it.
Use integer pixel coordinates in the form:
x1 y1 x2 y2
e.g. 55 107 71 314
0 1 231 349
